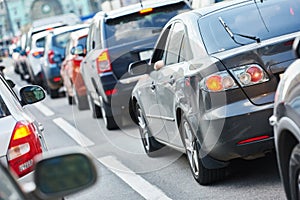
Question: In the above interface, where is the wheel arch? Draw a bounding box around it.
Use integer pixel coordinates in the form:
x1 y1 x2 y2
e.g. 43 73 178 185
276 117 300 199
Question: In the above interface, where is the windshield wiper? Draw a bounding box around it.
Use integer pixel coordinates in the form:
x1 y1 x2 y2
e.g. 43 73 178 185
218 17 261 45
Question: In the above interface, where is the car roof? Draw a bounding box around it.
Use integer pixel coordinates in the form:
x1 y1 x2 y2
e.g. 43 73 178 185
49 24 90 35
93 0 190 20
70 28 89 41
191 0 251 16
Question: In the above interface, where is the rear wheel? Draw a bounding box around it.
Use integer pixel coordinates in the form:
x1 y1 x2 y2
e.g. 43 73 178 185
289 144 300 200
74 87 89 110
136 103 163 156
101 103 118 130
88 93 102 118
180 115 226 185
49 88 59 98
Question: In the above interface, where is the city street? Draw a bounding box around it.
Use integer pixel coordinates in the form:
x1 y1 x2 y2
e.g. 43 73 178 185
3 57 287 200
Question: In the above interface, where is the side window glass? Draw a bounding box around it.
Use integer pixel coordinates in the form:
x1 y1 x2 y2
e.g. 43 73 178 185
165 22 185 65
151 25 172 63
179 35 192 62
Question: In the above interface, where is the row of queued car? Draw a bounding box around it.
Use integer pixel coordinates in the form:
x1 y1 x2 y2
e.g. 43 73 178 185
45 0 300 197
11 0 300 198
126 0 300 198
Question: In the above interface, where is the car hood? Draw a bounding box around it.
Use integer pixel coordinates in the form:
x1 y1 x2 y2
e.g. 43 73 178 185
213 32 298 105
0 116 16 157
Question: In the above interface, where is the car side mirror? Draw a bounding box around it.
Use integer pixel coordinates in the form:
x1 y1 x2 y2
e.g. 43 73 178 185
33 148 97 199
19 85 45 105
128 59 150 76
74 44 86 56
293 37 300 58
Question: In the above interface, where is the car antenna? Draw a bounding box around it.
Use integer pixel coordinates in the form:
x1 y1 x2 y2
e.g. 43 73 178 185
139 0 143 8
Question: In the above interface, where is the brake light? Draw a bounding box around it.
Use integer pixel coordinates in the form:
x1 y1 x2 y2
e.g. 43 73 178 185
96 49 112 74
201 64 269 92
105 88 117 96
237 135 270 145
7 121 42 177
140 8 153 14
48 50 55 64
53 77 61 82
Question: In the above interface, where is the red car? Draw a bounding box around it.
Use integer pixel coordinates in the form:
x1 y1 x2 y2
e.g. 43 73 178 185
61 28 89 110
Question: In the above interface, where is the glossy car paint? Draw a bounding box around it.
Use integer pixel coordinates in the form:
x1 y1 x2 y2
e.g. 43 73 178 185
131 0 300 171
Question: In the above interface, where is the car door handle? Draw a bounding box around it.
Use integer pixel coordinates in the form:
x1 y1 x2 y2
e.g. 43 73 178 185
169 76 175 85
151 82 156 90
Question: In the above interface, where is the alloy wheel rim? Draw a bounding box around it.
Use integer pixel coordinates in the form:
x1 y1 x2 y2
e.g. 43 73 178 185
137 106 150 151
298 171 300 198
183 121 200 176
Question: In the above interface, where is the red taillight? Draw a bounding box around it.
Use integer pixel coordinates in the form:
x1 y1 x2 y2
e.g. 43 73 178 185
53 77 61 82
48 50 55 64
201 64 269 92
105 88 117 96
7 122 42 177
246 66 263 83
237 135 270 145
96 49 112 74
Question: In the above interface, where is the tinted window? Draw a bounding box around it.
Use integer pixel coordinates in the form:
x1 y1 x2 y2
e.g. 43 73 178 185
36 37 46 48
105 2 190 47
53 32 71 48
78 36 87 47
0 94 10 118
165 23 185 65
199 0 300 54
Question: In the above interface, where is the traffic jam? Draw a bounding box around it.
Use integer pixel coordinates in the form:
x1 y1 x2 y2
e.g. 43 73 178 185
1 0 300 199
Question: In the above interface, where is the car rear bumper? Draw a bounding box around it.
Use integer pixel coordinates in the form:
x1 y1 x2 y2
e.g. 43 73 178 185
198 99 274 162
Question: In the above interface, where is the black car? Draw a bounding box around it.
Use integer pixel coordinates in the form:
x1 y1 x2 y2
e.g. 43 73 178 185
129 0 300 185
270 37 300 200
80 0 191 130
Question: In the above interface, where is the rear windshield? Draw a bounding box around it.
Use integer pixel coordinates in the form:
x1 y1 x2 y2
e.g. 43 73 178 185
199 0 300 54
105 2 190 47
0 93 10 118
53 32 72 49
78 36 87 47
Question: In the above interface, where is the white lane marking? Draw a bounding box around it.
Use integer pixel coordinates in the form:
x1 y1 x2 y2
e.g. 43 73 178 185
33 102 55 116
98 156 172 200
53 117 94 147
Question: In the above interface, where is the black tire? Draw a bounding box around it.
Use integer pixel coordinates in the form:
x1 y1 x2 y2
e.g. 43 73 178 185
289 144 300 200
74 88 89 110
180 115 226 185
49 88 59 98
88 94 102 118
101 103 118 130
136 103 164 156
68 95 75 105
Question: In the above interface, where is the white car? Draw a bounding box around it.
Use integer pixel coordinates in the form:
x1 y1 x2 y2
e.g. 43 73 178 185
26 30 49 86
0 74 47 183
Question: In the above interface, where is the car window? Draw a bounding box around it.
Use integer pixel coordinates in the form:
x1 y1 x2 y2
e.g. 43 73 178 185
0 94 10 118
105 2 190 47
165 22 185 65
36 37 46 48
53 32 71 48
199 0 300 54
151 26 172 63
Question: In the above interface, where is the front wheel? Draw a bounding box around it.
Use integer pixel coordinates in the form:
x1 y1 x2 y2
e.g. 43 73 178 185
136 103 164 156
180 115 226 185
289 144 300 200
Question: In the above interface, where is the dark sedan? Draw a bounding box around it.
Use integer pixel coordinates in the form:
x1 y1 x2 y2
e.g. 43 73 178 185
129 0 300 185
270 37 300 200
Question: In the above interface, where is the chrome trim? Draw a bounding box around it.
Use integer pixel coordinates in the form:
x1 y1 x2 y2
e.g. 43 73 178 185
146 114 175 121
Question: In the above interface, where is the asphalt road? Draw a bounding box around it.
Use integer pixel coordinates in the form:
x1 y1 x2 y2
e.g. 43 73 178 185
2 57 287 200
